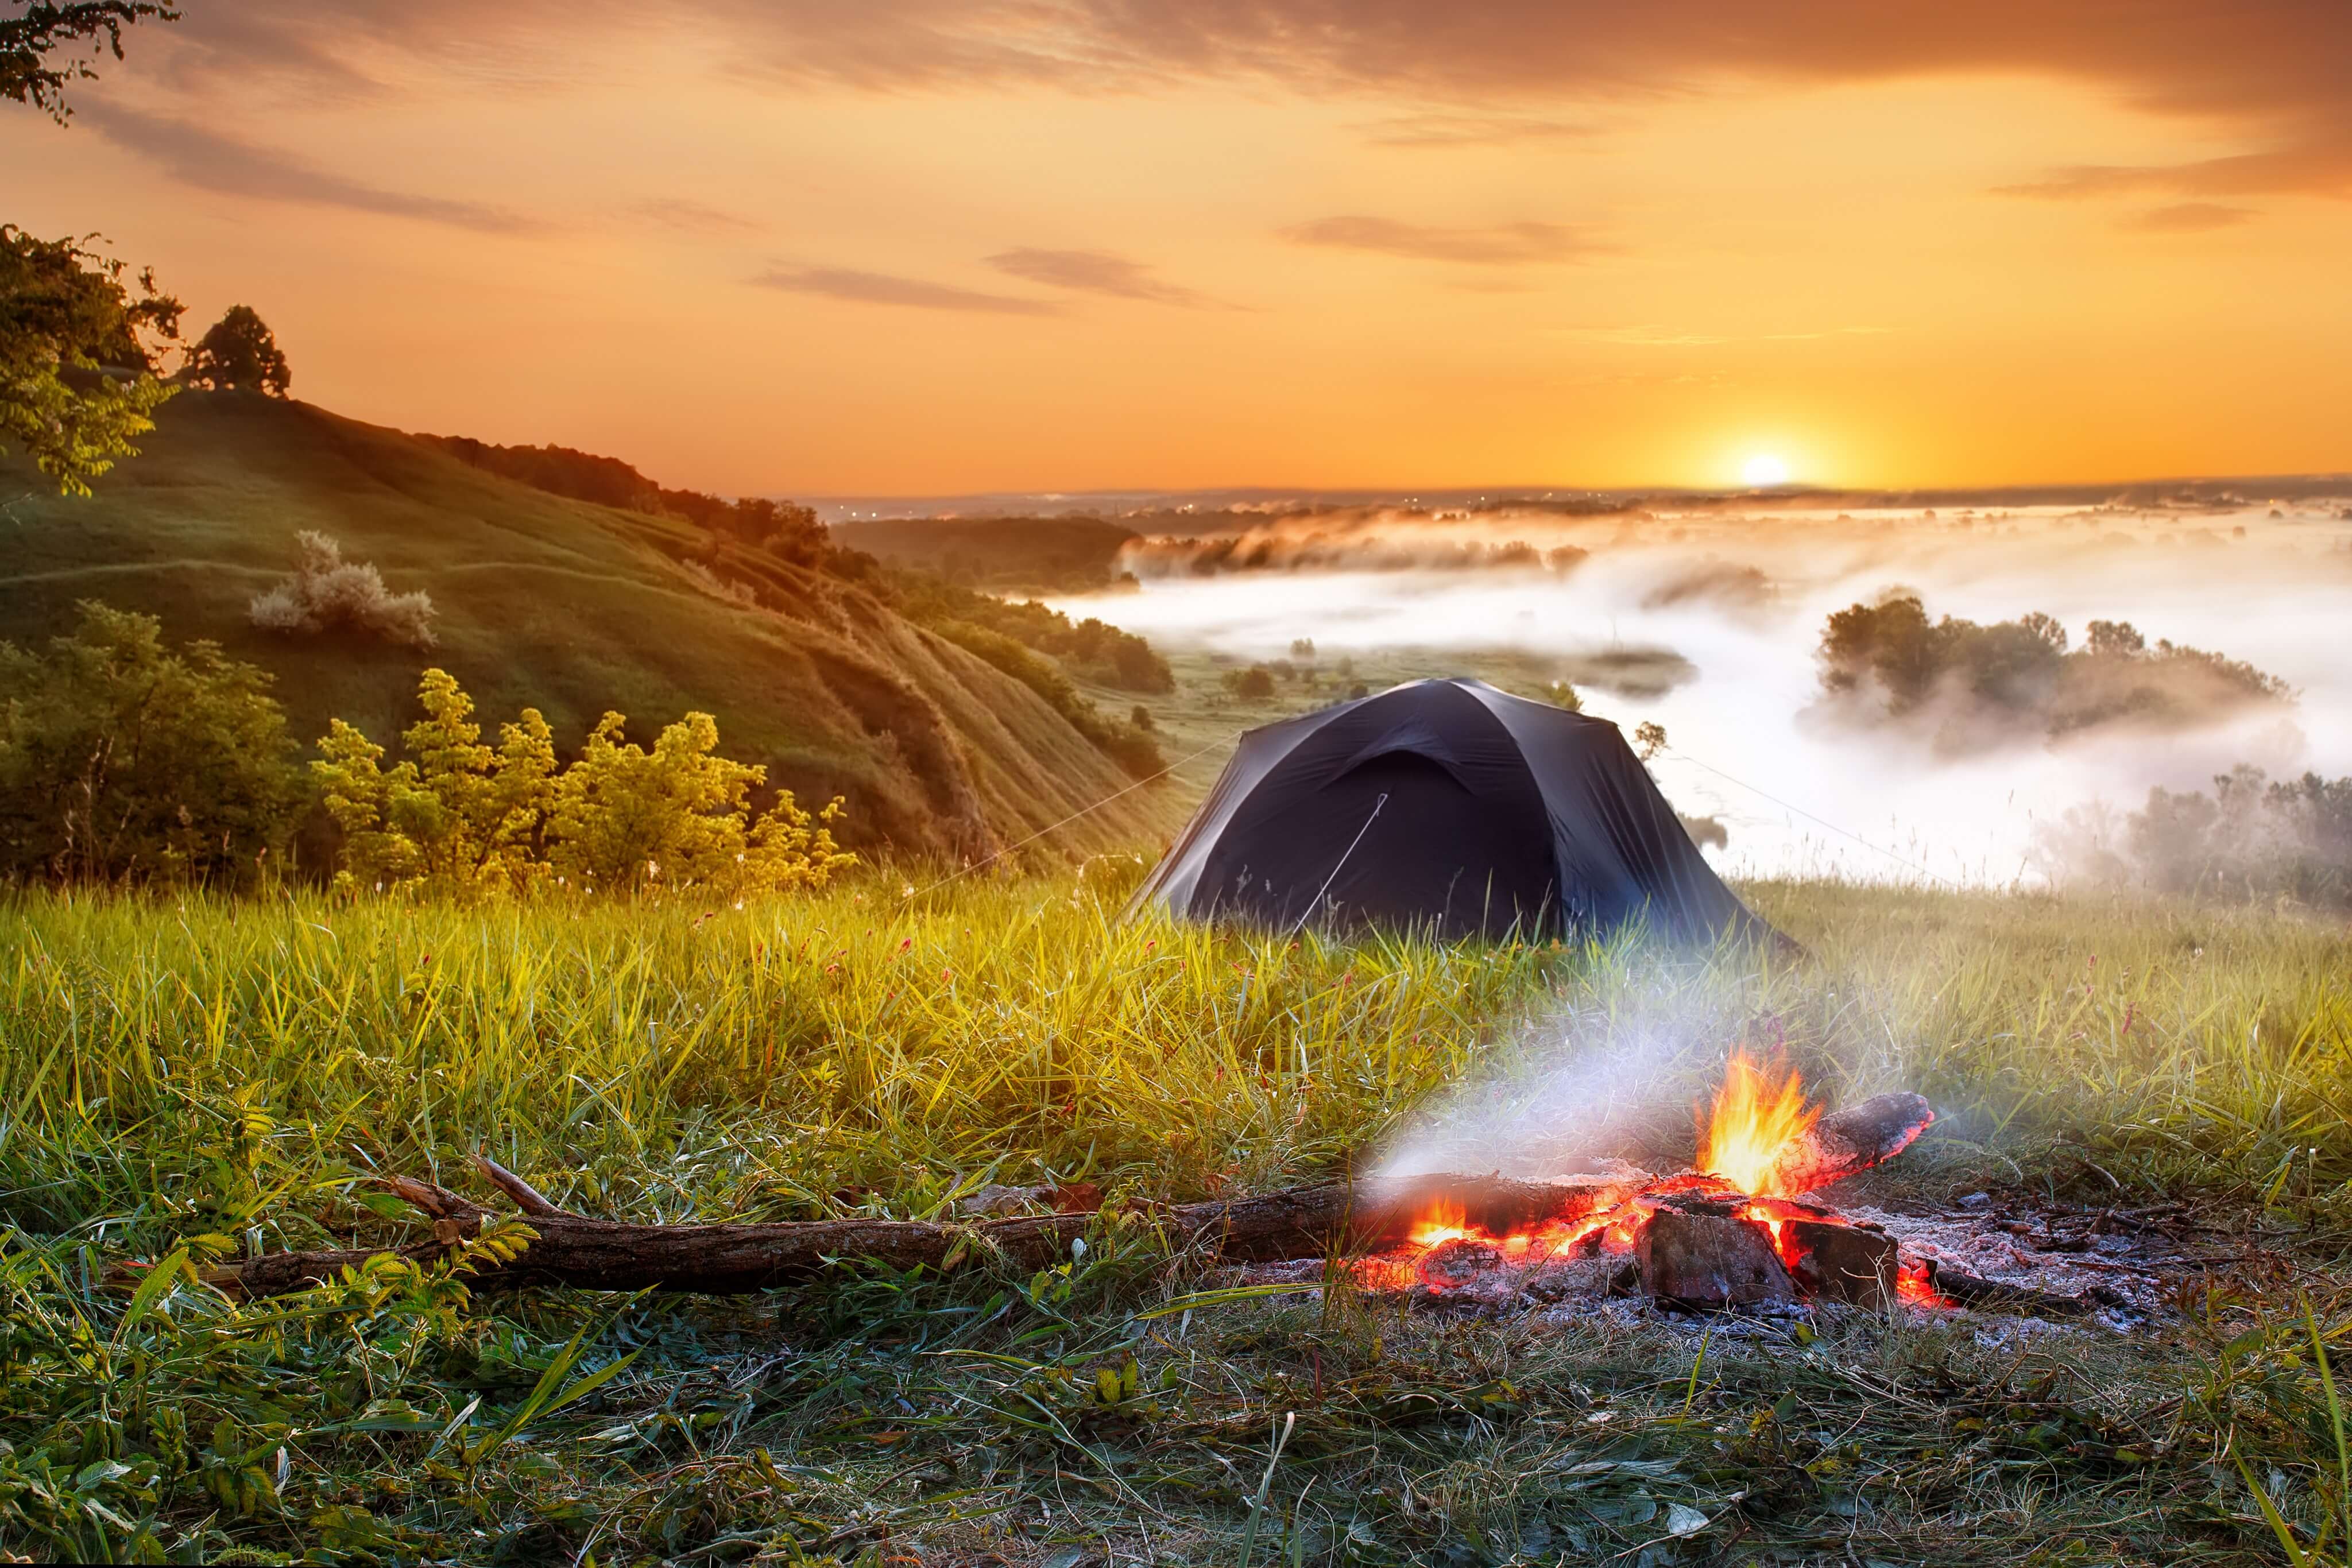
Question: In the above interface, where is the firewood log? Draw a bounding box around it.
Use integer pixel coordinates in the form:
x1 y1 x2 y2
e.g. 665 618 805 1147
222 1167 1637 1300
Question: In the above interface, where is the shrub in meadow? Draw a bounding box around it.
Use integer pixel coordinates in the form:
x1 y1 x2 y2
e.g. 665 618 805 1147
312 669 556 896
314 668 850 897
546 708 852 894
249 530 438 649
0 601 303 885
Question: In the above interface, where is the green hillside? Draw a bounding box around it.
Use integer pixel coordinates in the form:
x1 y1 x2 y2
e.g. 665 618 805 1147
0 392 1176 860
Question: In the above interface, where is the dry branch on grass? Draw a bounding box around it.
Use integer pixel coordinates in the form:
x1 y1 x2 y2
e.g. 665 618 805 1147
224 1162 1637 1299
216 1097 1935 1300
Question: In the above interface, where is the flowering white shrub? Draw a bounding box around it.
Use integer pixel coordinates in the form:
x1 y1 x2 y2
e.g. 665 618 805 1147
249 531 437 649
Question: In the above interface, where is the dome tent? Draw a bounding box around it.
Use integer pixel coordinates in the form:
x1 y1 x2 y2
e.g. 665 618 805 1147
1128 678 1775 946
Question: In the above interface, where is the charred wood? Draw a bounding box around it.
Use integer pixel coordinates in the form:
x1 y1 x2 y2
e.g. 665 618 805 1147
1775 1093 1936 1194
1784 1218 1898 1309
1637 1208 1795 1307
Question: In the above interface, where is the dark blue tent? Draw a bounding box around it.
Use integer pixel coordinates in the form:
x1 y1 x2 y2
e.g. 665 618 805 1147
1129 679 1774 945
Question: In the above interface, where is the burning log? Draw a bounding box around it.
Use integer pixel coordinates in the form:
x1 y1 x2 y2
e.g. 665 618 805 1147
1637 1206 1795 1307
219 1163 1635 1300
1773 1092 1936 1195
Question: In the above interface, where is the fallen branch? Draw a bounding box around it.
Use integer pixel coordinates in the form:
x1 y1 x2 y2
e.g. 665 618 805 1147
226 1171 1636 1299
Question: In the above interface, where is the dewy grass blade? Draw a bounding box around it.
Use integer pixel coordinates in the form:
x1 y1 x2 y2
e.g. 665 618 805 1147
1239 1411 1296 1568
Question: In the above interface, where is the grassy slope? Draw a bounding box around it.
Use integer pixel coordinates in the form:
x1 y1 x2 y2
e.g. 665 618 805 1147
0 393 1171 858
3 876 2350 1562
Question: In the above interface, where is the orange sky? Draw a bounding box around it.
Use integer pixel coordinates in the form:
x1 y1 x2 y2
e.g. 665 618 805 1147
10 2 2351 495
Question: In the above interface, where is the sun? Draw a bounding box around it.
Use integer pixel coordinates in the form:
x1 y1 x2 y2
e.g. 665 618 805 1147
1742 453 1792 487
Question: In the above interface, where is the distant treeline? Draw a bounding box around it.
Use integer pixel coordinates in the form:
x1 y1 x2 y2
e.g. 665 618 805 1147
1816 593 2288 747
427 435 834 566
1121 531 1588 578
836 515 1139 593
887 572 1171 695
2040 766 2352 910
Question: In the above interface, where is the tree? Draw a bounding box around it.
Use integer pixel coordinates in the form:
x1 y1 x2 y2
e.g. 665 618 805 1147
1634 721 1668 761
1223 664 1276 701
183 304 291 396
2085 619 2147 658
3 4 182 494
1 224 182 494
0 601 303 886
1 2 175 122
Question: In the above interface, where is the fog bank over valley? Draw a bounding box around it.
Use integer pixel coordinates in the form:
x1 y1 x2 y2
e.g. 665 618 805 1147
1047 498 2352 885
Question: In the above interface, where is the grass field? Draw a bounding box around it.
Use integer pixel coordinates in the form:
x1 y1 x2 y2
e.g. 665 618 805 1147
3 874 2351 1564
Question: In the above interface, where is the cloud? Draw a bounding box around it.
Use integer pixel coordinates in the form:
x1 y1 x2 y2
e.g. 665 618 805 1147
1998 140 2352 203
751 265 1060 315
123 3 2352 201
984 247 1217 305
1281 215 1606 265
1356 113 1599 149
629 198 763 235
2120 202 2258 233
80 105 537 232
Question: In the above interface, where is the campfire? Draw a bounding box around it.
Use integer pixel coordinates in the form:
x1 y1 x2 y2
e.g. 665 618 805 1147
212 1052 2154 1325
1342 1054 1952 1312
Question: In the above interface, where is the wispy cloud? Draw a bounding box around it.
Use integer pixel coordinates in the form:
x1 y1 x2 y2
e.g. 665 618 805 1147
751 266 1059 315
1996 140 2352 204
984 247 1220 307
629 198 762 235
1282 215 1606 265
2119 202 2258 233
81 105 538 233
1356 113 1598 149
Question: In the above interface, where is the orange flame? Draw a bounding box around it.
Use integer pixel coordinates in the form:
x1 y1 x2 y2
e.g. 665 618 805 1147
1408 1199 1475 1248
1696 1051 1819 1198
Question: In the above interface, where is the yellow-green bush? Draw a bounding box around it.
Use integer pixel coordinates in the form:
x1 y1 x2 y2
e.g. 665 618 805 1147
312 668 851 897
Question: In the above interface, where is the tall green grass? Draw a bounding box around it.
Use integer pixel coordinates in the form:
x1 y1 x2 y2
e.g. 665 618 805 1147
5 876 2346 1249
3 874 2350 1562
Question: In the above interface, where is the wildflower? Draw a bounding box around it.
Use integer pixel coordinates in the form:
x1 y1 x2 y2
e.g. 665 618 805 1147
898 936 913 953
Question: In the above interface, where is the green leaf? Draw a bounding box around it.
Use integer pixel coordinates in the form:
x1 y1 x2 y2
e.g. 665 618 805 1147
117 1245 189 1337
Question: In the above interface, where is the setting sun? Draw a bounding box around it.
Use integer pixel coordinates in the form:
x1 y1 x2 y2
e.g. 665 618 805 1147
1742 453 1793 487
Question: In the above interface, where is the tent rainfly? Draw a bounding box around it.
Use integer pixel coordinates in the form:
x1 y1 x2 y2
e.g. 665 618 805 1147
1128 678 1777 946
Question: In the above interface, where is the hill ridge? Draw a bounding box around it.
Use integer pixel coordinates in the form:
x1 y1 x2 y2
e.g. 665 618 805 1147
0 393 1173 861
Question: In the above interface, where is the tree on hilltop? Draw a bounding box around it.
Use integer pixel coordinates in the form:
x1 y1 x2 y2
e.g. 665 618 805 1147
183 305 292 396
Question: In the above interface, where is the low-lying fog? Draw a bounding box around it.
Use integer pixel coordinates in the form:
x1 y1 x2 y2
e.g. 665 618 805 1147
1050 501 2352 883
